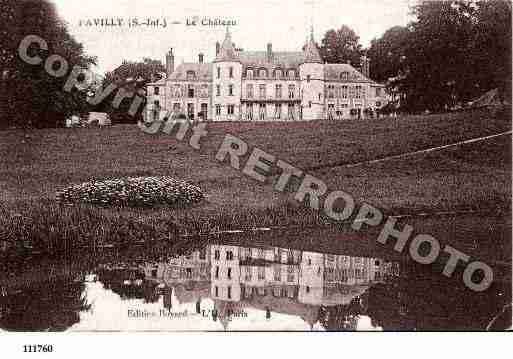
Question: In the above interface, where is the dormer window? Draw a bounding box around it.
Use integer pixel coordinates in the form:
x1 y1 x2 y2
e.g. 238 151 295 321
247 69 253 79
275 69 282 78
340 72 349 81
154 87 159 95
259 69 267 78
186 70 196 80
288 69 295 78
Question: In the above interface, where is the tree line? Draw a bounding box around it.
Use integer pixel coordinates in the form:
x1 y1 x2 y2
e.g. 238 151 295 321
320 1 511 113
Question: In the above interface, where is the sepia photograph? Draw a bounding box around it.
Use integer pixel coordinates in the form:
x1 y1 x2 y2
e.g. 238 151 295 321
0 0 511 355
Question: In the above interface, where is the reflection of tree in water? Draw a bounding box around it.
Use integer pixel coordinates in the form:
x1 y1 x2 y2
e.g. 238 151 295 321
0 278 90 331
98 269 159 303
318 297 362 331
365 262 511 330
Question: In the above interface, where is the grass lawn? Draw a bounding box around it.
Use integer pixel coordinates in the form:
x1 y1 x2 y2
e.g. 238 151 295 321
0 107 511 260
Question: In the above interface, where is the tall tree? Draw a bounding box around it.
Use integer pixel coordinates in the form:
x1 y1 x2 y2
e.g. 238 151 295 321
0 0 96 128
367 26 411 83
319 25 363 66
96 58 166 123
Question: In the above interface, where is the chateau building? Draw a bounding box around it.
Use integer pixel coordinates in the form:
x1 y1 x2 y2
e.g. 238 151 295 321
146 28 387 122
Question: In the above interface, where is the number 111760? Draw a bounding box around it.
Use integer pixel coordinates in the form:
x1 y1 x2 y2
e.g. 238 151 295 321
23 345 53 353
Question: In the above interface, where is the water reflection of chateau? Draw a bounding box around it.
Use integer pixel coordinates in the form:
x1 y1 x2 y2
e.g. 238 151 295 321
141 244 399 329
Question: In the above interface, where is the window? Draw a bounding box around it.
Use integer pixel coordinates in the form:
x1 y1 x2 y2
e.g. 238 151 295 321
340 71 349 81
309 101 312 108
186 268 192 278
226 250 234 260
172 84 181 98
259 103 266 120
288 103 295 120
186 70 195 80
259 84 266 99
228 84 234 96
229 67 233 78
199 249 206 260
275 69 282 78
227 105 235 115
215 266 219 279
215 104 221 116
200 103 208 120
245 266 252 281
342 85 348 99
246 103 253 120
288 85 295 99
376 87 382 97
307 75 311 82
355 85 361 99
349 86 355 98
258 248 265 259
247 69 253 79
217 67 220 79
259 69 267 78
173 103 180 112
274 103 282 119
214 286 219 297
273 266 281 281
289 69 295 78
227 286 232 299
227 267 232 279
318 93 322 101
246 84 253 98
306 286 310 293
258 266 265 280
216 85 220 96
275 84 282 98
187 84 194 98
327 85 335 99
154 87 159 95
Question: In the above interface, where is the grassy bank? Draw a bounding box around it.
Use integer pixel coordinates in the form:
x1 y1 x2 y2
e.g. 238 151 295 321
0 107 511 260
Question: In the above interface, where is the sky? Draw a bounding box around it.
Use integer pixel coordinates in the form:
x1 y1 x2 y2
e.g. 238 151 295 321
52 0 414 74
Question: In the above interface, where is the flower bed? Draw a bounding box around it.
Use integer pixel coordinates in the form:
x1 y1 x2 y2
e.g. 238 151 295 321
56 176 204 208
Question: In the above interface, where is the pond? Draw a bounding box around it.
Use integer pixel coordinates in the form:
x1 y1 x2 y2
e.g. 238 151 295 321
0 231 510 331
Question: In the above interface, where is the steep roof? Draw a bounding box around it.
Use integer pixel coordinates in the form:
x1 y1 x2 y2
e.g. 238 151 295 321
237 51 304 69
324 63 376 84
167 63 212 81
302 30 323 64
214 28 238 62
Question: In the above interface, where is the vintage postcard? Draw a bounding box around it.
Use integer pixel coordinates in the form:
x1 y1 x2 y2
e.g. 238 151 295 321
0 0 511 346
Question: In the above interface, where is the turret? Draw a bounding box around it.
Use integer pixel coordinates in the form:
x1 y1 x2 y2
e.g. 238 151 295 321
165 48 174 76
299 27 325 120
213 28 242 121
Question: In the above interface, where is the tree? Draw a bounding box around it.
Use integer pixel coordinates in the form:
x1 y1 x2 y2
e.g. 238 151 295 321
96 58 166 124
367 26 411 83
319 25 363 65
371 1 511 112
0 0 96 128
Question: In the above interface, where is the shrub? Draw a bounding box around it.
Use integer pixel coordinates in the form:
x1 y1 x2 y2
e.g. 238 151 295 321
56 176 204 208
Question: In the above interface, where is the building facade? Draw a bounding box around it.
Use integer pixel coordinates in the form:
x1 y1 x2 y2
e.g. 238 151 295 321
146 29 387 122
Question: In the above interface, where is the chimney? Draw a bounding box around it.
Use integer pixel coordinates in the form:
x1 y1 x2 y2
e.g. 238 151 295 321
216 42 220 55
267 43 272 61
198 53 204 63
166 48 174 76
